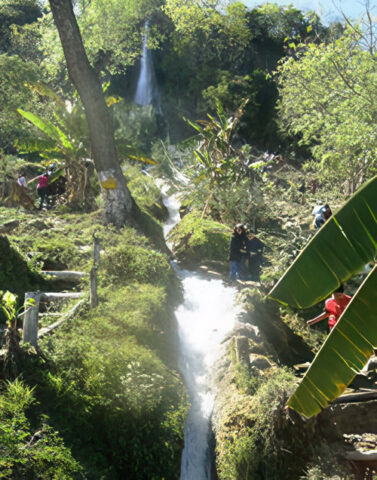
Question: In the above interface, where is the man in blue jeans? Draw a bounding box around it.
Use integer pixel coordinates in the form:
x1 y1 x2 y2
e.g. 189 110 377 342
229 224 248 281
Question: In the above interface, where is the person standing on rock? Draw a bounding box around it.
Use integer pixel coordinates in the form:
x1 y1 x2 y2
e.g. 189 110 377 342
229 224 248 282
312 203 332 229
246 229 265 282
307 283 351 330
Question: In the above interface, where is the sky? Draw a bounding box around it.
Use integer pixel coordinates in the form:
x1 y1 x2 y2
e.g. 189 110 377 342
241 0 377 23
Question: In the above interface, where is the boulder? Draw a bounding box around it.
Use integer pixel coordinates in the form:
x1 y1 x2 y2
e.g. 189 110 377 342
167 211 230 267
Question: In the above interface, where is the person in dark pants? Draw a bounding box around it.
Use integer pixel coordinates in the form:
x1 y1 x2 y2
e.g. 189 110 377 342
246 230 265 282
229 224 248 281
35 172 50 210
312 203 332 229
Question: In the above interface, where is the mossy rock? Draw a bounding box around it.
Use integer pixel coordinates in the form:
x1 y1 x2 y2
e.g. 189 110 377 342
167 211 231 267
0 235 46 298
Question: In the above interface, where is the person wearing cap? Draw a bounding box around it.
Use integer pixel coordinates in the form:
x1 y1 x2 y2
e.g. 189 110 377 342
229 224 248 281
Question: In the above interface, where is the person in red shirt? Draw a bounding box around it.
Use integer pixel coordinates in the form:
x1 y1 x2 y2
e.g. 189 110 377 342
307 284 352 330
28 172 50 210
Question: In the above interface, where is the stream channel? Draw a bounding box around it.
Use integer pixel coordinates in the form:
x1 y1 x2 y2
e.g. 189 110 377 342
161 188 242 479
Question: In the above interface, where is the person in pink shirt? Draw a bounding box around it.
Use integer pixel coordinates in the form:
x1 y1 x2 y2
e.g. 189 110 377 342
35 172 50 210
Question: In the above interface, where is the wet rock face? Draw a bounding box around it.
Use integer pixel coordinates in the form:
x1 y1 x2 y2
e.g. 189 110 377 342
237 288 314 366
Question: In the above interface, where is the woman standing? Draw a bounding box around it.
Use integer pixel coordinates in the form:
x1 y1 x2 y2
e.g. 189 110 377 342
28 172 50 210
229 224 248 281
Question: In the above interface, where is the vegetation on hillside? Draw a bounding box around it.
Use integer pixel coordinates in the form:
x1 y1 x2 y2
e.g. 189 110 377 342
1 0 377 479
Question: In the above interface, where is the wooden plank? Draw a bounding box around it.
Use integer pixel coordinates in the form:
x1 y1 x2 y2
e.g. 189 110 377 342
41 271 88 281
41 292 85 300
332 391 377 404
38 300 85 338
343 450 377 461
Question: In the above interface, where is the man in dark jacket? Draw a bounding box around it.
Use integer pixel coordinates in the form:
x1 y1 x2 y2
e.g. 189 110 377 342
246 230 265 282
229 224 248 281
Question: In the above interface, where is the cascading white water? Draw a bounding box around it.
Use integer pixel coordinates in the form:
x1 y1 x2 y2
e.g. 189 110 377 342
161 189 241 480
134 22 161 113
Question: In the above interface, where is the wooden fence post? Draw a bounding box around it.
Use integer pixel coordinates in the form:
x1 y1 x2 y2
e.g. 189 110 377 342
90 266 98 308
23 292 41 348
90 233 100 308
93 232 100 265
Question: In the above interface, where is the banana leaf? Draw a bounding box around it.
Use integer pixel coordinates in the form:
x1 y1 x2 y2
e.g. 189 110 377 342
268 175 377 308
17 109 73 151
288 265 377 418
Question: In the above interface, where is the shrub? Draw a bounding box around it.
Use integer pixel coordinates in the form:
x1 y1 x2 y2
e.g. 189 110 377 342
0 379 81 479
100 243 177 292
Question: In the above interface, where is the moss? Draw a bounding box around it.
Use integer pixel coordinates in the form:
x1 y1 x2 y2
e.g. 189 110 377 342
167 211 231 266
0 235 47 297
34 282 186 479
124 166 168 222
100 240 181 304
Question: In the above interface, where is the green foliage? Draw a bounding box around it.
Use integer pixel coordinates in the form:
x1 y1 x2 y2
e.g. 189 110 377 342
167 210 230 265
202 70 279 148
164 0 250 48
100 242 175 290
216 368 298 480
113 103 161 156
0 0 42 53
1 191 186 479
0 291 34 330
35 282 186 479
184 100 250 191
288 266 377 418
0 379 81 479
0 55 43 152
39 0 162 77
277 27 377 192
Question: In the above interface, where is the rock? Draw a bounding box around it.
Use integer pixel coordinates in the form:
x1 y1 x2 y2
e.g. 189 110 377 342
0 219 19 234
168 211 230 267
30 219 49 231
249 354 271 371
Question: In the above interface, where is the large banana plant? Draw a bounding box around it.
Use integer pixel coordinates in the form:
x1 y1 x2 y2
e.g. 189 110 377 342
267 175 377 417
288 265 377 417
268 175 377 309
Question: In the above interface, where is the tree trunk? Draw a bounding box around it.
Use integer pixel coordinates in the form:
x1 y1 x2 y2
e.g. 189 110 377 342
49 0 137 227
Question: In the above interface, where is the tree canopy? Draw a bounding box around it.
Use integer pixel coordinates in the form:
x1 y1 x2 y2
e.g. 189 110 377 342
277 27 377 192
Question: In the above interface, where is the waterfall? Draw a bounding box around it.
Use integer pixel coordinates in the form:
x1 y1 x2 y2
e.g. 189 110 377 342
134 21 161 114
161 188 241 479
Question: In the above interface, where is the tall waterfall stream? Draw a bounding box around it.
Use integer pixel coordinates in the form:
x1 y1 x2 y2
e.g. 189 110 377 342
161 190 242 479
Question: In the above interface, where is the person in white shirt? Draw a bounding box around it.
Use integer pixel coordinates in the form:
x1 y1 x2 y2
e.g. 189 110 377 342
17 174 27 188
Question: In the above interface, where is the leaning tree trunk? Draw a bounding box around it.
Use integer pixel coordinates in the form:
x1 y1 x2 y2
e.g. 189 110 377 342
49 0 136 227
